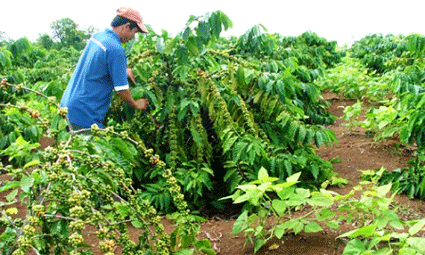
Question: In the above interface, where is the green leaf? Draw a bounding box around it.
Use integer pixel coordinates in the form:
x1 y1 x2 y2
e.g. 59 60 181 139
23 160 40 169
195 239 212 249
20 176 35 193
304 222 322 233
197 21 210 43
316 209 335 221
338 224 377 238
114 202 131 218
174 249 193 255
342 239 366 255
326 221 340 229
176 44 189 65
406 237 425 251
307 192 333 207
222 135 238 154
236 67 246 88
274 223 286 239
232 211 248 234
293 221 304 234
186 36 199 56
286 172 301 183
409 218 425 236
376 183 392 197
258 167 269 181
200 248 216 255
218 11 233 30
209 12 222 38
254 239 266 253
314 131 323 148
272 199 286 217
50 219 69 237
6 189 18 202
163 37 178 54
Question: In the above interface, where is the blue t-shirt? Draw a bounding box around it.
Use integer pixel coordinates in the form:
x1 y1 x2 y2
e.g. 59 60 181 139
60 29 129 128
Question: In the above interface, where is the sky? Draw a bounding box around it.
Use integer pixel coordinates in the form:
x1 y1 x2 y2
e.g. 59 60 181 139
1 0 424 46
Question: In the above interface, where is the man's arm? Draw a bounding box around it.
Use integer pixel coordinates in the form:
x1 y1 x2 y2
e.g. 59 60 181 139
116 89 149 110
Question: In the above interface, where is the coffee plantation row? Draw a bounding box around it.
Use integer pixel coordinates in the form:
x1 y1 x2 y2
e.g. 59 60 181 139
1 10 425 254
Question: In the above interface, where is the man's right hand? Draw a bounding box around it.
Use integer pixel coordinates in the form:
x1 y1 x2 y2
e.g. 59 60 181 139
135 98 149 110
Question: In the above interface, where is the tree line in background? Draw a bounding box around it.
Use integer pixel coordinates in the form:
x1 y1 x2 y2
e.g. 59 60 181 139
0 18 98 50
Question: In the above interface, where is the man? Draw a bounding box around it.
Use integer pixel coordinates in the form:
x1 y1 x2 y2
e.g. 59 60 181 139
60 6 149 132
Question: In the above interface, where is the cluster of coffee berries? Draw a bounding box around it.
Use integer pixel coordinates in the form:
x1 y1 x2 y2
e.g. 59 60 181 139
58 107 68 117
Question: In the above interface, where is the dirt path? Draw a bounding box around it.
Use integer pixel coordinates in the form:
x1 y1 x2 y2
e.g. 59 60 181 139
2 92 425 255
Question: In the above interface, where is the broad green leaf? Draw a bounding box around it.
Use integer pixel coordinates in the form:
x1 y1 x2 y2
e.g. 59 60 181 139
326 221 340 229
20 176 35 193
176 44 189 65
222 135 238 154
218 11 233 30
316 208 335 221
200 248 216 255
258 167 269 180
338 224 377 238
409 218 425 236
342 239 366 255
6 189 18 202
174 249 193 255
307 192 333 207
304 222 322 233
23 160 40 169
236 67 246 88
163 37 178 54
209 12 222 38
376 184 392 197
296 188 311 198
197 21 210 42
232 211 248 234
314 131 323 148
406 237 425 251
50 219 69 237
293 221 304 234
254 239 266 253
114 202 131 218
186 36 199 56
286 172 301 183
195 239 212 249
275 223 286 239
272 199 286 217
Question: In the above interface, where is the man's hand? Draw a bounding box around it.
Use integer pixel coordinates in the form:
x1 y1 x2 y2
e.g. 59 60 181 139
127 68 136 84
134 98 149 110
116 89 149 110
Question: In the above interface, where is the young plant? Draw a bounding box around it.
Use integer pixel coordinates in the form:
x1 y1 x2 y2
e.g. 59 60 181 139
341 100 363 131
224 167 336 253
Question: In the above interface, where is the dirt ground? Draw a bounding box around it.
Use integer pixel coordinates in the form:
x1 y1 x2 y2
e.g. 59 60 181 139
2 92 425 255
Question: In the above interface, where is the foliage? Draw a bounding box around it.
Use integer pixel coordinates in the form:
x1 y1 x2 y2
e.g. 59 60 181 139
227 167 425 254
102 11 344 212
350 34 408 74
0 80 210 254
341 100 363 130
316 56 393 101
225 167 335 253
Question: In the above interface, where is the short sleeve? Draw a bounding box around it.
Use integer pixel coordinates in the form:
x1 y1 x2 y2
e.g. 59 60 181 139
108 49 129 91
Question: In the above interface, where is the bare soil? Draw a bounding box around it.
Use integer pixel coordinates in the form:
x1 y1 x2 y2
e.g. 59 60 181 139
2 92 425 254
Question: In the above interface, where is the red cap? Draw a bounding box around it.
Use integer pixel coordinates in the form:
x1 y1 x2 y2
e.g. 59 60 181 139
117 7 148 33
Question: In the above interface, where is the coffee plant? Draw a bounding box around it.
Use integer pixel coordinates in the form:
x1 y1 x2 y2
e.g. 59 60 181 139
0 9 359 254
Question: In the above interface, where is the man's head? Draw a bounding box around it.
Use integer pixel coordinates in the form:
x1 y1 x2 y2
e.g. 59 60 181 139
111 7 148 43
